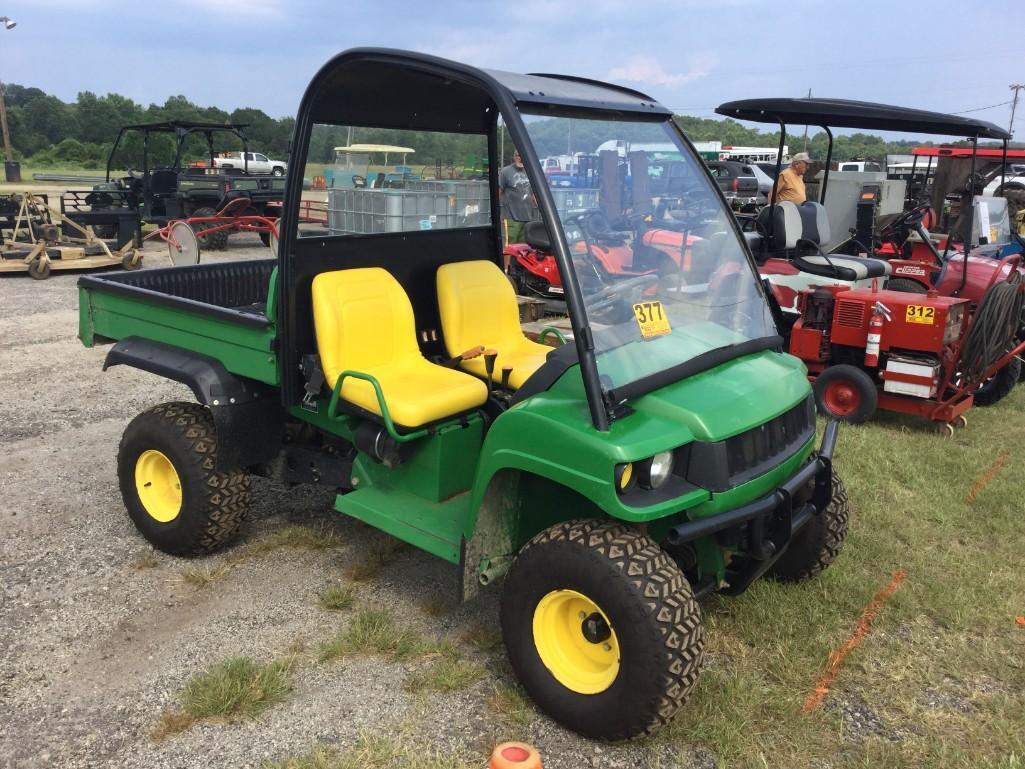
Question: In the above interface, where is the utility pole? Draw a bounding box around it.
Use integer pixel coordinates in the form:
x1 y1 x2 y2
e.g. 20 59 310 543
802 88 811 152
1010 84 1024 136
0 15 16 178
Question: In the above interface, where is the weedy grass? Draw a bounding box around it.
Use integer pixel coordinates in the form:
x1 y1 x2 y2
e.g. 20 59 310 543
318 608 443 662
153 657 292 739
264 732 474 769
658 397 1025 768
317 584 356 611
180 563 231 588
234 524 345 561
405 657 485 694
485 684 536 729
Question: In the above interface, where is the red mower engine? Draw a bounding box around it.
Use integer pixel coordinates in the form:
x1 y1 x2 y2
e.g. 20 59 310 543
789 284 969 422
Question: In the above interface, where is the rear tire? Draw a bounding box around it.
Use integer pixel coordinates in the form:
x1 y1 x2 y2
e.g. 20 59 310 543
973 356 1021 406
813 364 878 423
886 277 928 294
117 402 250 555
769 473 850 582
192 206 229 251
501 519 703 740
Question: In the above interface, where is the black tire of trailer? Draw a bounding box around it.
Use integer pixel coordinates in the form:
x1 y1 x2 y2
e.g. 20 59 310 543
192 206 230 251
973 356 1022 406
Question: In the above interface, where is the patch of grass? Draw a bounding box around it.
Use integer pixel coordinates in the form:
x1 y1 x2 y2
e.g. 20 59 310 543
318 584 356 611
485 684 536 729
180 563 231 588
129 552 160 570
343 537 408 582
264 733 475 769
154 656 291 739
233 524 344 561
318 609 441 662
405 657 485 694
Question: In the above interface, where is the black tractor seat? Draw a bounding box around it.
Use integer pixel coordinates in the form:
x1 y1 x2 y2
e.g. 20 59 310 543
793 254 891 281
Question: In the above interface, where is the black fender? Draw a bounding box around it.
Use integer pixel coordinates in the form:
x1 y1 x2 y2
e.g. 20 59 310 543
104 337 283 470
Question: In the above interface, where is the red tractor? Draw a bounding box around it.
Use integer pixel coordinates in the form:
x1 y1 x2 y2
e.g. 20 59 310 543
787 277 1023 429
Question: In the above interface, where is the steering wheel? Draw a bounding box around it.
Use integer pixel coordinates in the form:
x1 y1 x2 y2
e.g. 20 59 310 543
586 273 660 316
882 203 931 235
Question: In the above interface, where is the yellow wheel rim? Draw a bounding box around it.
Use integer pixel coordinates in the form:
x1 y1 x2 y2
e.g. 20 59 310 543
134 449 182 523
532 589 620 694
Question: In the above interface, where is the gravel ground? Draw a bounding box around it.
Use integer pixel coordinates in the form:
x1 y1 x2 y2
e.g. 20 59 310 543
0 232 708 769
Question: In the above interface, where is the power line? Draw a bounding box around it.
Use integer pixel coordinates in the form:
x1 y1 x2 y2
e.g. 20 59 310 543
952 99 1012 114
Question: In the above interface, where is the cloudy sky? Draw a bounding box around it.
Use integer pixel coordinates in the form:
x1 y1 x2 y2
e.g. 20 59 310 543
2 0 1021 138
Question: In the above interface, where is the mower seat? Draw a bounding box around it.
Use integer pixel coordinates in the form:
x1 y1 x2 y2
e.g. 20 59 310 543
436 260 553 390
795 254 892 281
312 268 488 428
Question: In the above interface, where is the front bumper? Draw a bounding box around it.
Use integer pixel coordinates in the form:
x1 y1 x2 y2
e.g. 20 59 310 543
665 420 838 592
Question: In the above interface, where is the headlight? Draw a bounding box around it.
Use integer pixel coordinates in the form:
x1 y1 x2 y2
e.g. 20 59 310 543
639 451 675 490
614 462 635 493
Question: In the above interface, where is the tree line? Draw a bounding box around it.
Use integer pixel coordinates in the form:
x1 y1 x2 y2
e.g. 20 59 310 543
2 82 986 170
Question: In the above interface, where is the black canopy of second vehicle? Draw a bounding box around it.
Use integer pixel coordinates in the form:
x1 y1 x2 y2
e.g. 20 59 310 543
715 97 1011 140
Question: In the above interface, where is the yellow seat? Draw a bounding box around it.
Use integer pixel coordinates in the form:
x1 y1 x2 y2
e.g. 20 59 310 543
312 267 488 428
436 260 553 390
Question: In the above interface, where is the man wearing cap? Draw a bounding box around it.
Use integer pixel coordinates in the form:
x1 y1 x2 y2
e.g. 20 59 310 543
771 152 811 204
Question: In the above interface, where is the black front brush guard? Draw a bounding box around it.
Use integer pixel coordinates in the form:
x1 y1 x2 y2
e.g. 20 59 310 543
665 420 838 594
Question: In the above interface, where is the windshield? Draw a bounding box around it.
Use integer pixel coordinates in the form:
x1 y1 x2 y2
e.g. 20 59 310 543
522 116 776 397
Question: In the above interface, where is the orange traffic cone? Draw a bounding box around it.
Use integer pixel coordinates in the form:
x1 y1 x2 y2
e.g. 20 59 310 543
490 741 542 769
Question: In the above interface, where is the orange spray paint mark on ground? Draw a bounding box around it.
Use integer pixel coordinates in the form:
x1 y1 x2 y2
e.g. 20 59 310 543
802 569 907 714
964 453 1009 504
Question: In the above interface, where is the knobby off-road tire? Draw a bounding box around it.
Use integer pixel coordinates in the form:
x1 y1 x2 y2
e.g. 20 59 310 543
500 519 704 740
972 355 1021 406
769 473 850 582
192 206 230 251
117 402 250 555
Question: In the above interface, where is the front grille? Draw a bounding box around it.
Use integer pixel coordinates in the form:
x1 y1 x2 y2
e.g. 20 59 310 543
686 395 816 492
836 300 866 328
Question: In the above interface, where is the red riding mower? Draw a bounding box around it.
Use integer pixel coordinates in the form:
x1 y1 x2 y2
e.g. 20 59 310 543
505 209 708 302
715 96 1025 426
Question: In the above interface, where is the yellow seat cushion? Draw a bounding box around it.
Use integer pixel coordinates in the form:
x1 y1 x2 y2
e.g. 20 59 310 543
312 267 487 428
436 260 553 390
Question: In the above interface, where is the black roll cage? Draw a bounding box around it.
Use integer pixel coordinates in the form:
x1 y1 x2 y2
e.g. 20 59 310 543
104 120 253 182
278 47 761 432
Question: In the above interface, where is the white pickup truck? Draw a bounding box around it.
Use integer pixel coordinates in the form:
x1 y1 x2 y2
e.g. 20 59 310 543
212 151 287 176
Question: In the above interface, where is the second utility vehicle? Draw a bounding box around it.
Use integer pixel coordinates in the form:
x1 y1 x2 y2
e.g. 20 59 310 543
78 48 849 740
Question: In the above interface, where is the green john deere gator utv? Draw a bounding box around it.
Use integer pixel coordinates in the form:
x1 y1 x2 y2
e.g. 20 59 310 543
78 48 850 740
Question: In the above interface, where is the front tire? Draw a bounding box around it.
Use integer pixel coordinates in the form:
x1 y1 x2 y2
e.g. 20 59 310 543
501 519 703 740
769 473 850 582
813 364 878 423
117 402 250 555
272 166 285 177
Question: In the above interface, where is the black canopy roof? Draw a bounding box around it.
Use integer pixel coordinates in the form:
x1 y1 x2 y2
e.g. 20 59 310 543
306 48 670 132
119 121 248 132
715 97 1011 140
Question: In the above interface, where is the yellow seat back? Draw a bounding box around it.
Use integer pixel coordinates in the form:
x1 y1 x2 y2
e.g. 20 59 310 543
437 260 525 357
312 267 421 388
